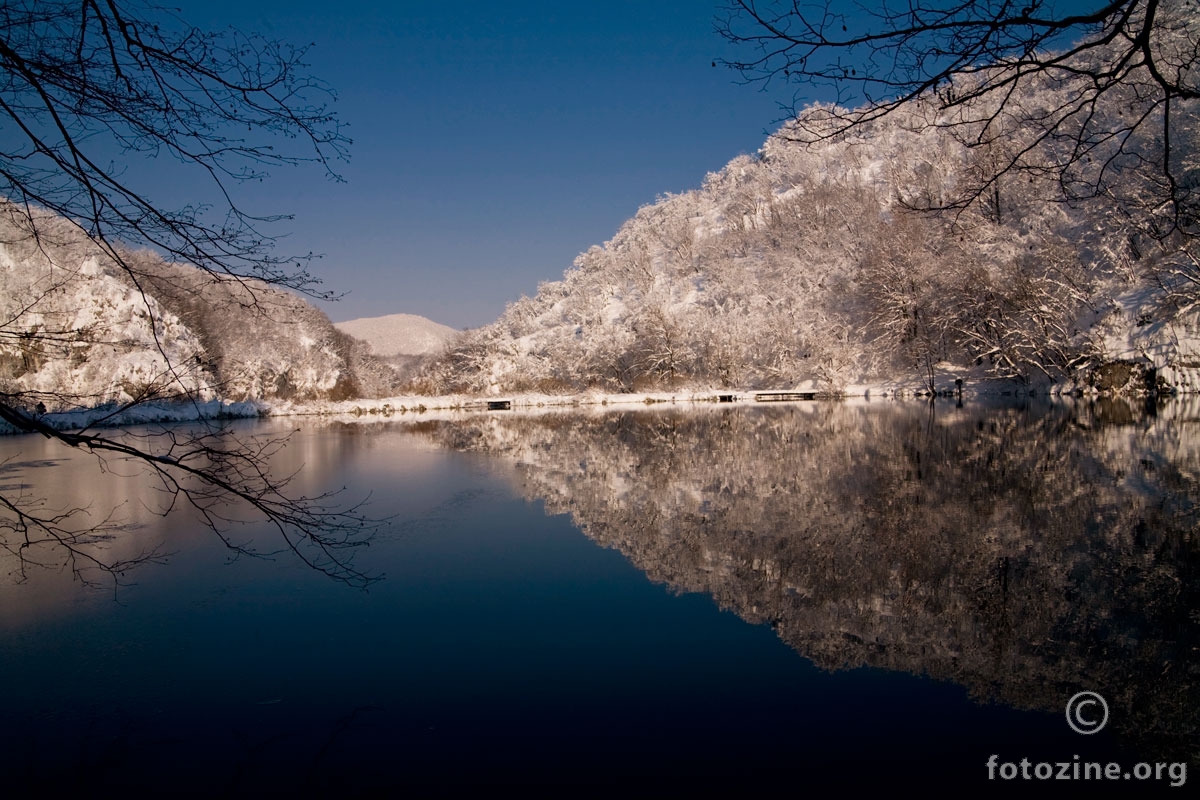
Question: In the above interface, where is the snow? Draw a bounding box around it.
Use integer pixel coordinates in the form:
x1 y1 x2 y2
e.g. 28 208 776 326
0 398 264 435
262 377 1071 422
0 227 215 412
334 313 458 357
0 370 1178 439
2 199 389 408
8 28 1200 419
1094 284 1200 392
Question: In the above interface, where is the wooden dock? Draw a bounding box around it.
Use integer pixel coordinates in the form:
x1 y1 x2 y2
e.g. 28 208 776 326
754 392 816 402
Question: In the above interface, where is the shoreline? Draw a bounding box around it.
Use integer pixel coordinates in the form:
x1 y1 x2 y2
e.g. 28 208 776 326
4 377 1193 436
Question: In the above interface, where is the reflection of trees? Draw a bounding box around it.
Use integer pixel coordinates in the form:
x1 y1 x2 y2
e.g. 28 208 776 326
424 400 1200 762
0 419 376 593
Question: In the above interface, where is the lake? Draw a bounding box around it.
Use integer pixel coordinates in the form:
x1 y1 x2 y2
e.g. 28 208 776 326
1 398 1196 792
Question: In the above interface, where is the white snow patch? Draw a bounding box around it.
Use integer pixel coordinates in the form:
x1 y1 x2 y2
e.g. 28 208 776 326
335 313 458 358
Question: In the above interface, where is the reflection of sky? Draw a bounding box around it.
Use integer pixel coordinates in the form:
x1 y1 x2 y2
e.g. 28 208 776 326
0 420 369 625
0 431 173 626
1 412 1141 792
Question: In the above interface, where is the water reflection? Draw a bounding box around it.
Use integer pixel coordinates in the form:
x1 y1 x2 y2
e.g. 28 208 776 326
0 418 380 620
2 399 1197 789
415 398 1200 764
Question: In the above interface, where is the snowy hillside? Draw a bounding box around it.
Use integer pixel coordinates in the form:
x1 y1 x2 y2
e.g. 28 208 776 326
334 313 458 357
0 205 214 412
417 28 1200 397
0 201 399 414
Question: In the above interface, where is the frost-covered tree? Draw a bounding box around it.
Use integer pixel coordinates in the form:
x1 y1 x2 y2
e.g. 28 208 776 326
717 0 1198 232
720 0 1200 317
0 0 377 586
406 0 1198 397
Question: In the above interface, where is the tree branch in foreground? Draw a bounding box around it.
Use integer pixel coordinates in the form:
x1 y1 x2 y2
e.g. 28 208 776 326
0 400 383 588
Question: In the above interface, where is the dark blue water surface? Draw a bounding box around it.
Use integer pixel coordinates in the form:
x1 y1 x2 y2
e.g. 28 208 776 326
1 400 1195 794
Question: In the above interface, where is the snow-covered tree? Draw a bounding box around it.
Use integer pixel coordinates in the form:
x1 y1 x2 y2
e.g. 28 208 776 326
410 3 1197 397
0 0 375 586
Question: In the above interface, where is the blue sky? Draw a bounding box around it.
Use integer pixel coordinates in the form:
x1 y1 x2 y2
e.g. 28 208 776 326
158 0 788 329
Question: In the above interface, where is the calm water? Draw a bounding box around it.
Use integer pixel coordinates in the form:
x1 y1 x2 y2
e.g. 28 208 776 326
1 399 1196 792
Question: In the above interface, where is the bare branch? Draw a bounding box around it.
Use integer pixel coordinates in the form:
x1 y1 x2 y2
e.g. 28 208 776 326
716 0 1199 233
0 1 381 587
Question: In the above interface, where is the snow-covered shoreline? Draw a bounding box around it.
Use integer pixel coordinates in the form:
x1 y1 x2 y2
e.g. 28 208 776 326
0 398 267 436
275 377 1177 421
6 373 1188 436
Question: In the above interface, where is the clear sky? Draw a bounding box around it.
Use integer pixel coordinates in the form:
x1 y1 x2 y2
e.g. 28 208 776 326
155 0 789 329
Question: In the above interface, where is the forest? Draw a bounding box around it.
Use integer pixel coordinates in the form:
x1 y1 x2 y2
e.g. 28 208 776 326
3 1 1198 410
0 201 400 418
416 3 1199 397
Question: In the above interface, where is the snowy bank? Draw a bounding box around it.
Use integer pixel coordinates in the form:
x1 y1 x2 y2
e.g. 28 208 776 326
0 398 266 436
5 370 1192 437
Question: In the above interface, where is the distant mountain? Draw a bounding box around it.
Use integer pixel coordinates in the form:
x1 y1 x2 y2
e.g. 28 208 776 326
334 313 458 358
